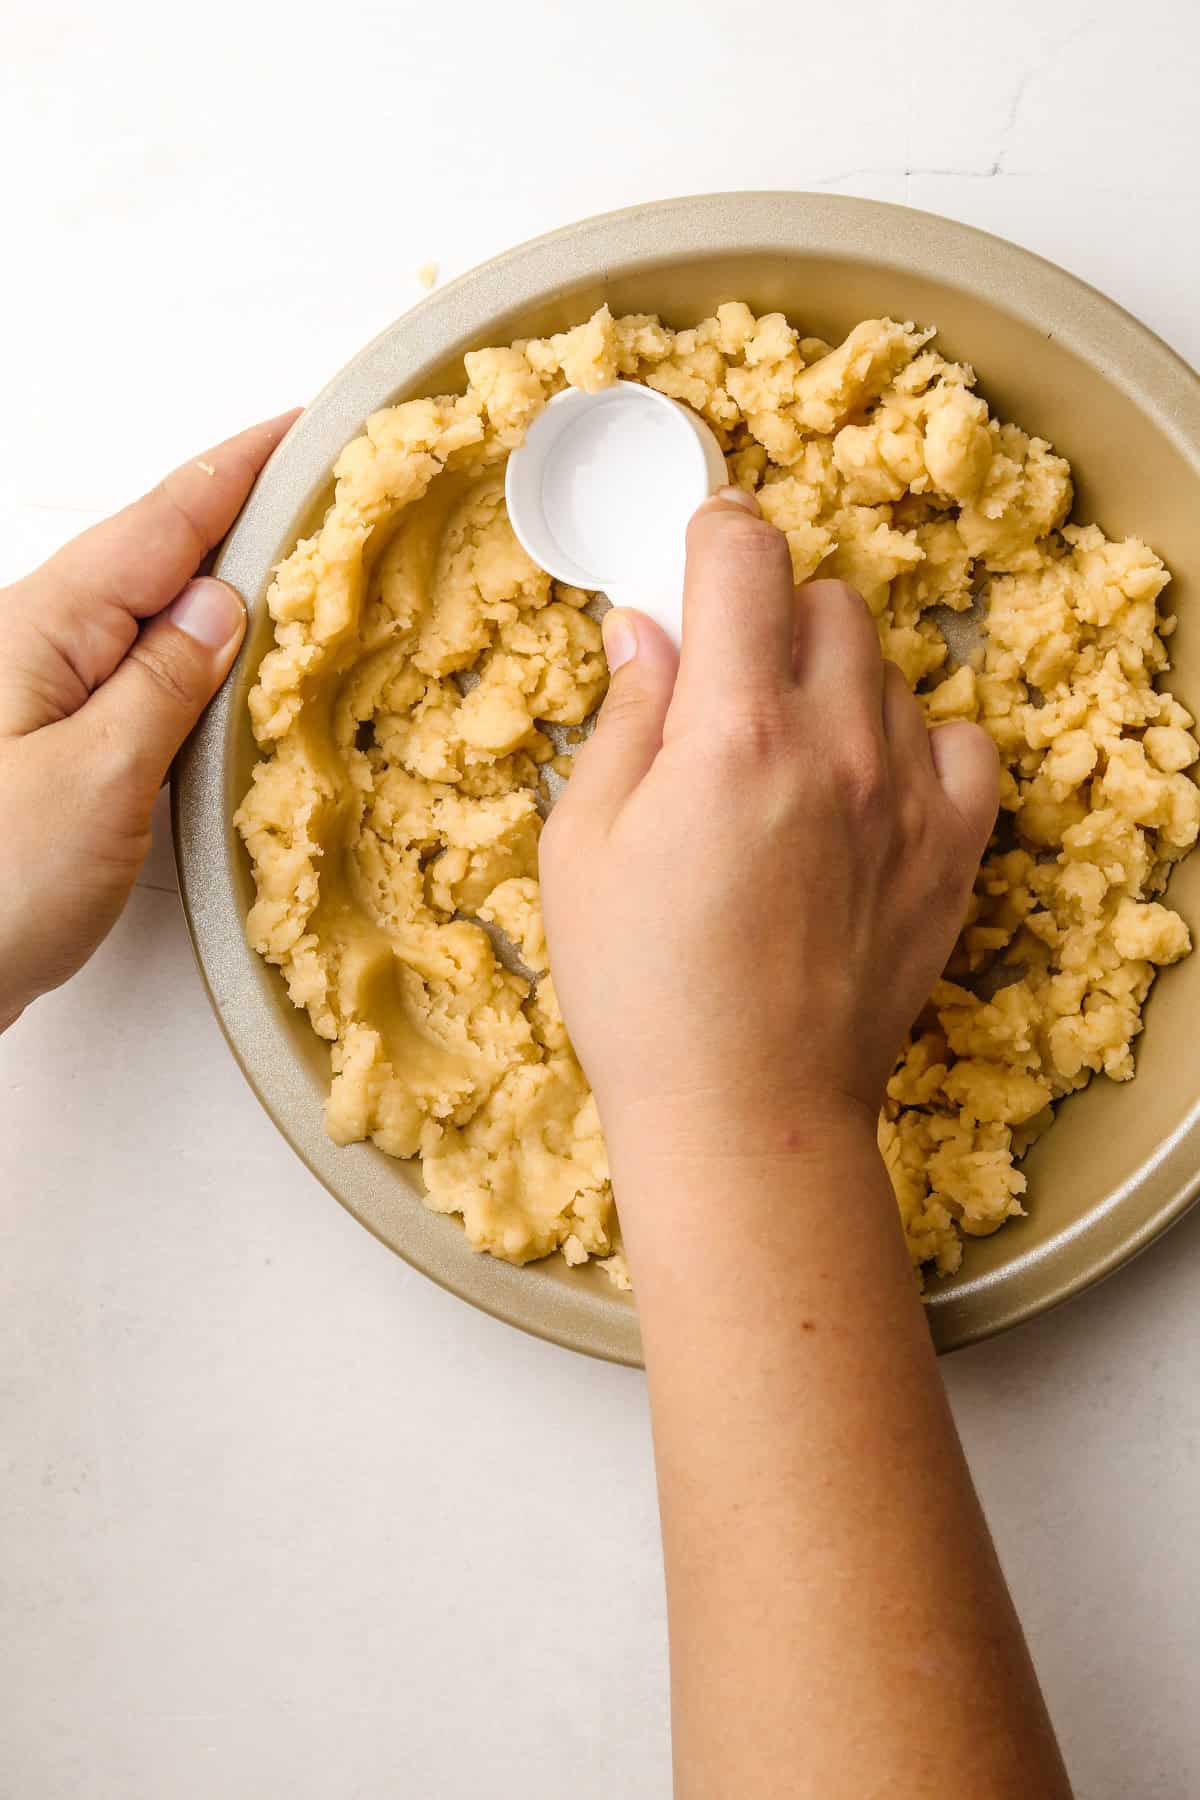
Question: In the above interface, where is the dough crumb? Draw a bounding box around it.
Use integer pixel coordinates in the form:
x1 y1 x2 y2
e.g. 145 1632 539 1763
416 262 439 290
194 460 216 476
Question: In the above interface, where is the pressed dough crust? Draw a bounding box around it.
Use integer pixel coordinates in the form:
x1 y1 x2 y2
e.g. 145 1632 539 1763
235 303 1198 1285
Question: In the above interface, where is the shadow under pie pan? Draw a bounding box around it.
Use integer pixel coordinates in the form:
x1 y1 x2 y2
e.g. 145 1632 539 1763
173 191 1200 1366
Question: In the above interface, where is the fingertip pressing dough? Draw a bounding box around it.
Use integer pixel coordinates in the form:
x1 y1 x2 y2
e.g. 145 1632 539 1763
236 301 1198 1285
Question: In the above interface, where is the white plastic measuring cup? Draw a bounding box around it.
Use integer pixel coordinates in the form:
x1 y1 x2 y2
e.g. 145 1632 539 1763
504 380 729 645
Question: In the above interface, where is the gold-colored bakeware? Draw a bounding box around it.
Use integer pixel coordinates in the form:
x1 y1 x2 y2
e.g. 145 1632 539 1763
173 192 1200 1365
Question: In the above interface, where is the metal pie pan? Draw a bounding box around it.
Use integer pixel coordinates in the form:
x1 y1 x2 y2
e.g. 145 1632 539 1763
173 192 1200 1364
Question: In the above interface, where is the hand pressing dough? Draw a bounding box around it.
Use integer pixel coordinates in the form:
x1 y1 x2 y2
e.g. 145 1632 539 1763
236 301 1198 1285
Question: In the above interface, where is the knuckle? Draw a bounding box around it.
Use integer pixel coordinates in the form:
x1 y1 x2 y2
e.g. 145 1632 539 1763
799 576 868 612
155 474 210 559
128 637 198 711
90 716 156 796
838 731 890 814
898 784 930 842
709 696 793 768
597 680 647 733
688 507 790 570
799 580 878 655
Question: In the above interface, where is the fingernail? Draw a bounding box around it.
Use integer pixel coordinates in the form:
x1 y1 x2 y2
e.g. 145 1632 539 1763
602 609 638 672
168 578 246 650
704 484 761 516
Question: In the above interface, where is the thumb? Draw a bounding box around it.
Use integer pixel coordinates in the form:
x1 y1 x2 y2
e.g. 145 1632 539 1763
930 721 1000 861
74 575 247 802
558 608 679 831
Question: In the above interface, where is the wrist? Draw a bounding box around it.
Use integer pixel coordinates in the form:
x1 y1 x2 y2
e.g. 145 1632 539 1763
600 1080 882 1182
603 1082 911 1326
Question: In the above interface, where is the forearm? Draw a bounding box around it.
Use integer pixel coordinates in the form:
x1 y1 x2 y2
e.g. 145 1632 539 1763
612 1103 1071 1799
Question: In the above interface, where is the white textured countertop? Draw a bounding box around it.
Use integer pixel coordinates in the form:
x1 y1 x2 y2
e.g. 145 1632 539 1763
2 2 1198 1793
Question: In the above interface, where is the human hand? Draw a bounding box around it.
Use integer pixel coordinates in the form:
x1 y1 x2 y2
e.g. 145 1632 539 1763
0 411 298 1031
540 487 999 1166
543 495 1070 1799
541 500 1067 1800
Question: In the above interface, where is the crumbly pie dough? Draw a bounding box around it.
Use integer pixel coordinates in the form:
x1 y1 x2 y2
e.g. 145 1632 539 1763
236 302 1197 1285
